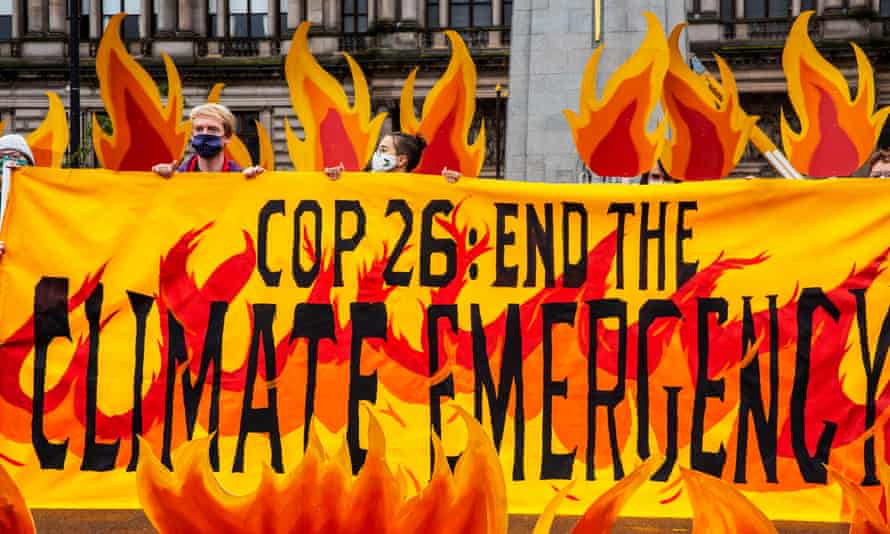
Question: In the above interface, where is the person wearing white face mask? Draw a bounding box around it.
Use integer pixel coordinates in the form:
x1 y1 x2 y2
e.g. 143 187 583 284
325 132 461 182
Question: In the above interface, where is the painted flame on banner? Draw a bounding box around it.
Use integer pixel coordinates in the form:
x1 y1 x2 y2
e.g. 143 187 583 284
400 31 485 177
0 462 34 534
26 92 69 167
564 12 668 178
137 405 506 534
680 468 778 534
781 11 890 178
284 22 385 171
661 24 756 180
207 83 276 170
93 13 189 171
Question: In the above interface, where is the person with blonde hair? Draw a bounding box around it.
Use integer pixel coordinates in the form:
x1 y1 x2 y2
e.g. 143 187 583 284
152 102 263 179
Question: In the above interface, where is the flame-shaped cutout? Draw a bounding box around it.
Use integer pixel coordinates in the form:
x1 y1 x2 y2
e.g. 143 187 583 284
137 405 506 534
0 462 35 534
207 84 276 170
284 22 385 171
661 24 757 180
781 11 890 178
680 468 778 534
563 12 668 178
93 13 189 170
26 92 69 167
400 31 485 177
829 466 890 534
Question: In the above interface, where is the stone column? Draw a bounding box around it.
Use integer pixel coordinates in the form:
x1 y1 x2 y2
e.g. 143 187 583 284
434 0 447 46
11 0 23 38
490 0 502 46
847 0 871 13
699 0 718 17
735 0 743 18
308 0 324 25
140 0 152 37
822 0 843 14
401 0 418 23
157 0 177 34
48 0 66 34
179 0 196 33
324 0 340 30
792 0 801 15
379 0 396 22
217 0 228 37
287 0 303 29
196 0 208 36
269 0 281 37
27 0 46 34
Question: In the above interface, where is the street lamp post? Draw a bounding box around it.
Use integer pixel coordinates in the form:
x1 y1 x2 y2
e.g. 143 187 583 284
68 0 81 167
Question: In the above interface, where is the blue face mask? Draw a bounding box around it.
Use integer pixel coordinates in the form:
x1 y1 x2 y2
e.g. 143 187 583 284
191 134 224 158
0 155 28 168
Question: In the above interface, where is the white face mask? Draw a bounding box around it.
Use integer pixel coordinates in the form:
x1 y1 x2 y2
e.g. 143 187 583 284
371 152 397 172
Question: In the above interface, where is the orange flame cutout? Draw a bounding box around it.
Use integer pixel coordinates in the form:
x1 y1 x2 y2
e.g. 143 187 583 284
781 11 890 178
137 405 506 534
564 12 668 178
661 24 756 180
207 84 275 170
93 13 189 171
284 22 385 171
26 92 69 167
400 31 485 177
829 466 890 534
0 463 35 534
680 468 778 534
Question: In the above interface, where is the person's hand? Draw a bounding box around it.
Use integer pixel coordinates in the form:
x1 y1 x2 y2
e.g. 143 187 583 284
243 165 265 179
442 167 461 183
152 160 178 179
324 163 345 181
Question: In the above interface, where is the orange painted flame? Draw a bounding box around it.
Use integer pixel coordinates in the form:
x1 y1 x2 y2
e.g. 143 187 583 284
781 11 890 178
26 92 69 167
564 12 668 178
0 462 34 534
93 13 189 171
829 464 890 534
207 84 276 170
400 31 485 177
680 468 778 534
285 22 385 171
137 404 506 534
661 24 757 180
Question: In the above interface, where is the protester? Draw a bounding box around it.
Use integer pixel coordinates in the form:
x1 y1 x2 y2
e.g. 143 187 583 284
325 132 460 182
0 134 35 169
152 103 263 179
868 148 890 178
640 161 678 184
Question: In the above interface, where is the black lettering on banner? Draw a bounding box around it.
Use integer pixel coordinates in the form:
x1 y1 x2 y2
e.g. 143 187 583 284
587 299 627 481
126 292 154 472
525 204 555 288
562 202 588 288
735 296 779 484
675 201 699 288
82 284 120 471
162 303 228 471
233 304 283 473
691 297 728 477
383 199 414 287
473 303 524 480
851 288 890 486
294 200 322 287
429 305 459 472
257 199 285 287
541 302 577 480
653 386 682 481
291 303 336 450
334 200 366 287
32 277 70 469
607 203 634 290
494 203 519 287
347 302 385 473
637 300 681 460
639 202 668 291
792 288 840 484
420 200 457 287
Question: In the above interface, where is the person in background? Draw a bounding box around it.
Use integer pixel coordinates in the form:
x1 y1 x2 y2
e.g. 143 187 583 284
152 103 263 179
324 132 461 182
640 161 678 184
0 134 35 258
868 148 890 178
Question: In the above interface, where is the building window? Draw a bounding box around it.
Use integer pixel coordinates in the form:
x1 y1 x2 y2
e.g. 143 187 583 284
450 0 492 27
881 0 890 16
720 0 734 19
342 0 368 33
744 0 789 18
0 0 12 40
504 0 512 26
230 0 268 38
79 0 91 39
103 0 141 39
209 0 217 37
235 111 261 164
427 0 439 27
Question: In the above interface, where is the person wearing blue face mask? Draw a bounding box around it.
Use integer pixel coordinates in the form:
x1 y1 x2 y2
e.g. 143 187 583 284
0 134 34 169
324 132 460 182
151 103 264 179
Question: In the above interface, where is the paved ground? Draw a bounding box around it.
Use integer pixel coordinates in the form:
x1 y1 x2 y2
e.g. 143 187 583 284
32 510 850 533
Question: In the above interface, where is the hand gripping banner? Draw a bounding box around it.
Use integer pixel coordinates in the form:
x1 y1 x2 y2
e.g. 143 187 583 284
3 168 890 525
